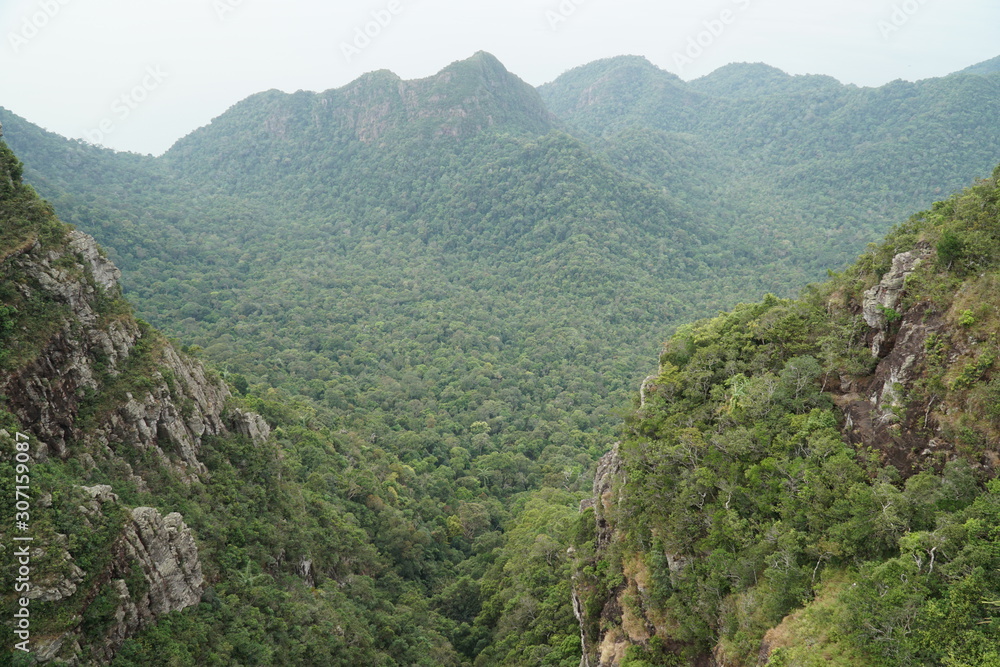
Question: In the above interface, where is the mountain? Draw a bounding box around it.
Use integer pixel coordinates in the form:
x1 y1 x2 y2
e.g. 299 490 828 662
162 51 554 189
0 136 487 665
4 50 1000 665
957 55 1000 76
540 56 1000 286
574 165 1000 666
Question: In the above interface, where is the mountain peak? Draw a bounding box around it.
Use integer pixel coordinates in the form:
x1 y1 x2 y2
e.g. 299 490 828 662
689 62 841 97
537 56 691 137
449 50 507 73
403 51 553 137
165 52 552 162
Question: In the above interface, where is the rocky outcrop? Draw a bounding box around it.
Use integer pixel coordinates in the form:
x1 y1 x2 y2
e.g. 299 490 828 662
593 444 623 551
839 250 964 474
34 484 204 664
100 507 204 655
2 232 139 457
1 230 236 481
28 531 86 603
228 406 272 444
68 230 121 293
92 342 231 479
862 249 929 357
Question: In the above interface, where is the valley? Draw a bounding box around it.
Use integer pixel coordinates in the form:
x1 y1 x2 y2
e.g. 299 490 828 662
2 51 1000 666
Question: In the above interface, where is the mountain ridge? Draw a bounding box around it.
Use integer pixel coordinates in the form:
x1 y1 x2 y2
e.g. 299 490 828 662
574 164 1000 666
4 49 1000 666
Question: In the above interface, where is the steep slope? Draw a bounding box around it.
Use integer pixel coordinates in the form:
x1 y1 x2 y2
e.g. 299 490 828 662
0 138 478 665
574 165 1000 666
0 134 222 661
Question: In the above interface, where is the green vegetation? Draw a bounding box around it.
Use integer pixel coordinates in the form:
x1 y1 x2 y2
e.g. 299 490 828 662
541 58 1000 286
2 52 1000 665
579 166 1000 665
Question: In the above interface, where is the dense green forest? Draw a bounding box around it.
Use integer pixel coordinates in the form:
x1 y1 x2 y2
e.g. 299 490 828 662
2 51 1000 665
577 164 1000 666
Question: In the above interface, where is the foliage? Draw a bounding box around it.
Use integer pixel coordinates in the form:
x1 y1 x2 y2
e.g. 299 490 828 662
582 168 1000 665
2 55 1000 666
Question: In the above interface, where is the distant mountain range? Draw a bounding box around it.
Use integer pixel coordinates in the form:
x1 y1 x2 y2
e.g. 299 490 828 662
2 50 1000 666
2 49 998 449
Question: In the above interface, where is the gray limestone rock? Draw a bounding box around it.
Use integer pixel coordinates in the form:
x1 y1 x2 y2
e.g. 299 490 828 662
228 407 272 444
862 250 929 356
34 495 204 664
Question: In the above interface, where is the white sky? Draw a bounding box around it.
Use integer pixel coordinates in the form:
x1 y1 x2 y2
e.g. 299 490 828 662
1 0 997 155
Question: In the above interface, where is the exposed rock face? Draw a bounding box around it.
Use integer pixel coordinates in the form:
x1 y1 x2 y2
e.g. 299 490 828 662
1 230 232 480
2 233 138 457
33 485 204 664
593 444 623 551
68 230 121 292
1 229 262 663
93 342 230 479
297 556 315 588
27 483 204 664
839 250 958 474
28 532 86 603
120 507 203 617
229 406 272 444
862 249 929 356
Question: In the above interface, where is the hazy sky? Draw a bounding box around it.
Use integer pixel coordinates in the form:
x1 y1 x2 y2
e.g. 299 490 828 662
2 0 997 155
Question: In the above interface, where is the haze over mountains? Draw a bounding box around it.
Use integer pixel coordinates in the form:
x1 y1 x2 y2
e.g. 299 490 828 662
5 51 1000 390
2 52 997 447
2 50 1000 665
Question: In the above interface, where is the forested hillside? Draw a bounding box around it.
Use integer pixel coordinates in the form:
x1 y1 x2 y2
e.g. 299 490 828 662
541 56 1000 280
2 51 1000 665
0 137 487 665
576 165 1000 666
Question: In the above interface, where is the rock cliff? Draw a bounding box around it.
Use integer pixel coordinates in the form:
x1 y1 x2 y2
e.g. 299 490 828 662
26 483 204 664
0 136 264 663
1 230 229 481
572 208 1000 666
